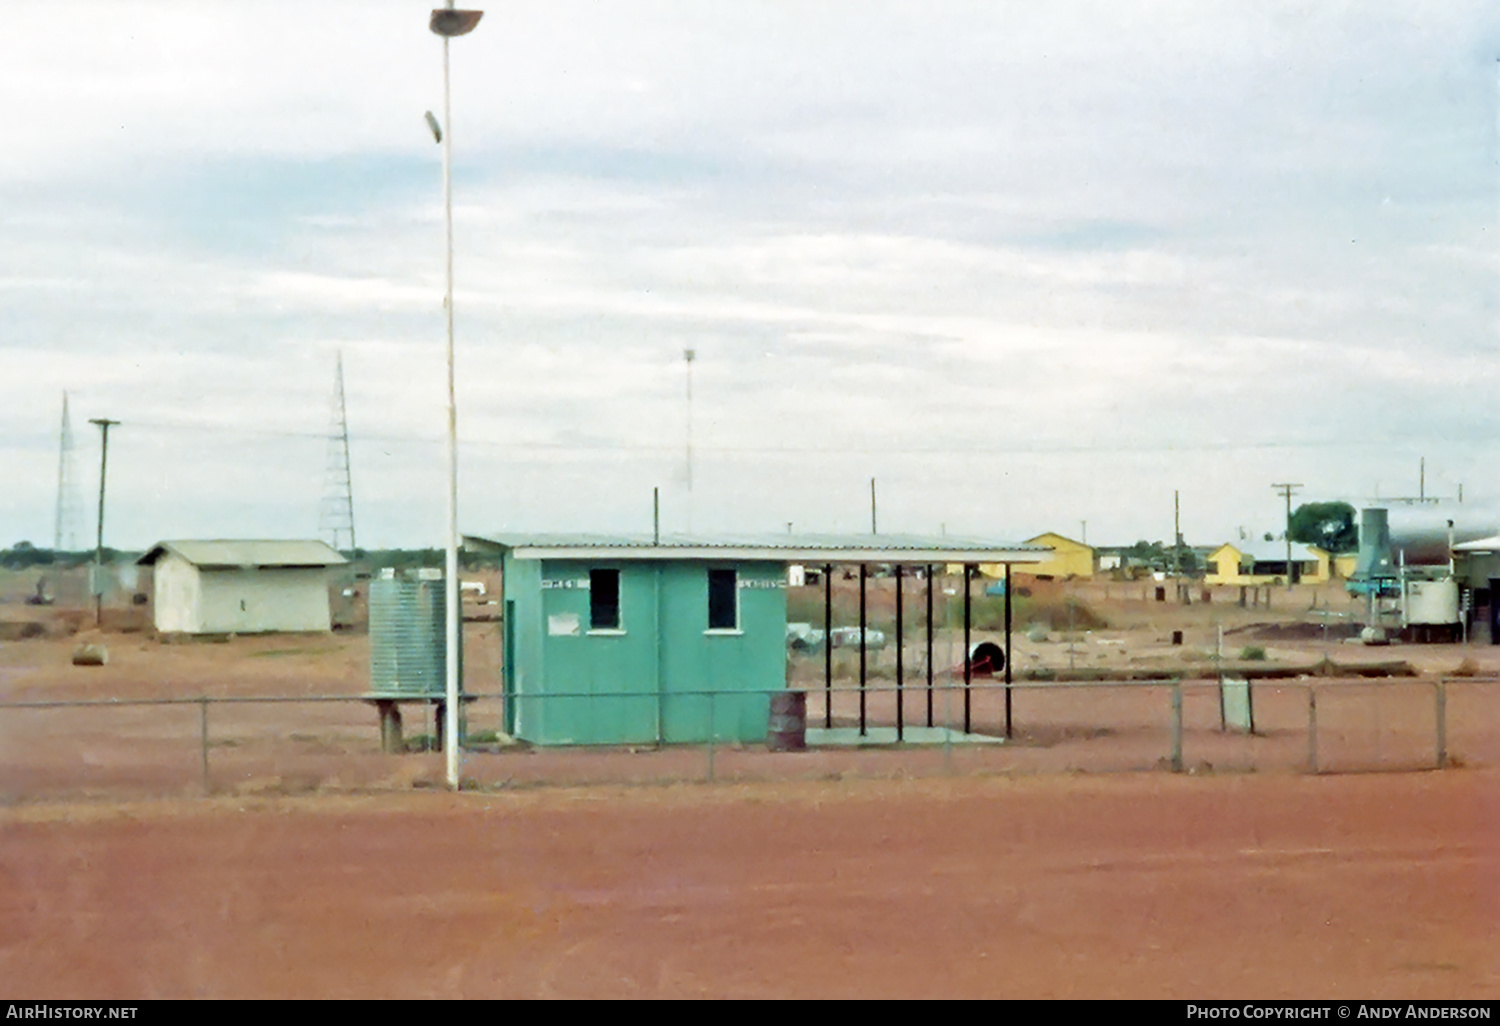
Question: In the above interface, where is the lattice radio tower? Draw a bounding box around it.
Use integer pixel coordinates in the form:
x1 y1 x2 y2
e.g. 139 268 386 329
53 391 82 552
318 352 357 552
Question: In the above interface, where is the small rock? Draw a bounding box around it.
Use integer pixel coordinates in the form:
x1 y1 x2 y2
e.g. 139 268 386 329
72 643 108 666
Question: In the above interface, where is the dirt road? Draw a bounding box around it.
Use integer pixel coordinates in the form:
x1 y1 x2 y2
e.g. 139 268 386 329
1 770 1494 999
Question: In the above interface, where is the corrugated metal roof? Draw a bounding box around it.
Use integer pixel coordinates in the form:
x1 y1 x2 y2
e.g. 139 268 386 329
1218 540 1323 562
465 532 1049 563
136 540 348 569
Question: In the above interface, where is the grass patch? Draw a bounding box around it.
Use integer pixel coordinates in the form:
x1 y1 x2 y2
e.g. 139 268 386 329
1238 646 1268 661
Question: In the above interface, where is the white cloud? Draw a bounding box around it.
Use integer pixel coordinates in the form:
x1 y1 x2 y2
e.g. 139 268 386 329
1 1 1495 548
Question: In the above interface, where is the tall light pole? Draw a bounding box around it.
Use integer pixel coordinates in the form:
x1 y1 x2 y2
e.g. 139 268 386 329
429 5 483 790
89 418 119 627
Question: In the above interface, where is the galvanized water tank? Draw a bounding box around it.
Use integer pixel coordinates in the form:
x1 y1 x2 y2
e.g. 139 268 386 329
369 568 453 696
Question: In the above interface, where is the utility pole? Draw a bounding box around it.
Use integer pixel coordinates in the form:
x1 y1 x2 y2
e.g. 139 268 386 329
1173 490 1181 581
1272 483 1303 590
89 418 120 626
870 477 877 534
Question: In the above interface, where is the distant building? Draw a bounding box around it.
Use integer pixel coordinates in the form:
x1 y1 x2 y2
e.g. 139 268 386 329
957 532 1082 580
137 540 347 635
1204 540 1332 586
1019 532 1094 579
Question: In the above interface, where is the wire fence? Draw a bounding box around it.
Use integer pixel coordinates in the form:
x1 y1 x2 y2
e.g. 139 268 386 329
0 676 1495 801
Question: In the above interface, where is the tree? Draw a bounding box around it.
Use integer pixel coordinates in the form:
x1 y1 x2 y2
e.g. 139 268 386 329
1123 540 1168 570
1288 501 1358 554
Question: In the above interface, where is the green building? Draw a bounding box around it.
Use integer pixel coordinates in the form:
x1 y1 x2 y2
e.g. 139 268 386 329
466 533 1046 747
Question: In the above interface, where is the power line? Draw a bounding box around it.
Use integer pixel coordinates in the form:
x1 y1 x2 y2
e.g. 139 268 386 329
109 416 1487 458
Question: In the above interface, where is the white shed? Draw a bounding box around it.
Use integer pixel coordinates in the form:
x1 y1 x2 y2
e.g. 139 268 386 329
137 540 347 635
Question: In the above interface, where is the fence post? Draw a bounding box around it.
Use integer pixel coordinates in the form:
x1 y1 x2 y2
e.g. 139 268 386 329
199 697 211 795
1435 678 1447 770
1170 682 1183 773
1306 684 1318 774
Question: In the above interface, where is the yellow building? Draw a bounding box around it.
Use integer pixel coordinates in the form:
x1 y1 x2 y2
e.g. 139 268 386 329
1204 541 1332 586
957 532 1088 580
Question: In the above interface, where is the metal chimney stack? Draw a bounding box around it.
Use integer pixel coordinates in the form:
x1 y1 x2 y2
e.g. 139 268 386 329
1352 508 1398 589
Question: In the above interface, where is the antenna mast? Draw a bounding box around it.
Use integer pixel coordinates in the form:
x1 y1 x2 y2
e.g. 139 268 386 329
54 391 81 551
319 352 357 552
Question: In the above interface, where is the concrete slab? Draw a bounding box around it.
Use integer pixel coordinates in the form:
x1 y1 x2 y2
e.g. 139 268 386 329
804 725 1006 747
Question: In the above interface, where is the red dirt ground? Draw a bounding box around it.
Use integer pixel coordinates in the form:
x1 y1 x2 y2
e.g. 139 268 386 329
0 771 1495 999
1 584 1497 998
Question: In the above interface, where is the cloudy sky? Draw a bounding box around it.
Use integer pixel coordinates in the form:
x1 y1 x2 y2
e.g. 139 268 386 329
2 1 1496 551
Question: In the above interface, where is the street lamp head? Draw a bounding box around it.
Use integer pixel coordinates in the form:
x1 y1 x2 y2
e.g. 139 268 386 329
424 110 443 143
430 9 483 37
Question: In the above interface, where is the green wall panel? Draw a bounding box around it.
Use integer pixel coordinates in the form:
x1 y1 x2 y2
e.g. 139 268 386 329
502 555 787 745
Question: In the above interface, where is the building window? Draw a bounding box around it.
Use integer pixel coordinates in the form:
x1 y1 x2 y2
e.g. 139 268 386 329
707 569 738 630
589 569 620 630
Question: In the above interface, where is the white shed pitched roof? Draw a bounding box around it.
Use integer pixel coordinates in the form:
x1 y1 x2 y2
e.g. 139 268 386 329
136 540 347 569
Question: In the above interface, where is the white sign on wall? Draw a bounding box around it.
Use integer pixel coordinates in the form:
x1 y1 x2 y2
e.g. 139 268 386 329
547 613 581 636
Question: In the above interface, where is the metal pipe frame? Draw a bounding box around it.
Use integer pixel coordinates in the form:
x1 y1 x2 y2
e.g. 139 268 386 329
963 562 973 735
859 562 868 736
895 564 904 741
824 563 833 729
926 564 934 727
1004 561 1013 738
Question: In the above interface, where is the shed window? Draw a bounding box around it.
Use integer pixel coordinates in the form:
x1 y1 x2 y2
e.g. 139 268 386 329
707 569 738 630
589 569 620 630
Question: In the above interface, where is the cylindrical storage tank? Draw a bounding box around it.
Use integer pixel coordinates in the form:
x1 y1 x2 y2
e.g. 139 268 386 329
369 568 450 696
1387 504 1500 566
1404 579 1459 625
767 690 807 751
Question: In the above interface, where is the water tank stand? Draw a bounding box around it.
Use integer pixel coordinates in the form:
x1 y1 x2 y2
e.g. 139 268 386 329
375 700 403 754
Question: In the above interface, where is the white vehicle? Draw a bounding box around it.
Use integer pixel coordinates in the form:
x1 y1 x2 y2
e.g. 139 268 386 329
828 626 887 650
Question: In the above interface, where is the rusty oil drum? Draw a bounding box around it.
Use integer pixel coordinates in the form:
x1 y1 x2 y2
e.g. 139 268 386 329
767 690 807 751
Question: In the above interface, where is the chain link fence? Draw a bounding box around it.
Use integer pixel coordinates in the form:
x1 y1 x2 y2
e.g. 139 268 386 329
1 676 1495 801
